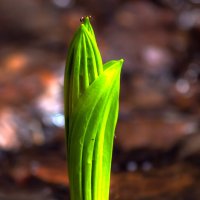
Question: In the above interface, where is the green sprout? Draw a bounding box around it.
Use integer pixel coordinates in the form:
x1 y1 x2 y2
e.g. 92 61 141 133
64 16 123 200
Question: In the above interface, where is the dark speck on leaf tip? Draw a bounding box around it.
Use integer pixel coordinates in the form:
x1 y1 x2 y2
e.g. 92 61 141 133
80 15 92 23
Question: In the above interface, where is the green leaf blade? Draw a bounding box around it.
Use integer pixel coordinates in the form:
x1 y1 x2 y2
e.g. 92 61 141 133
64 16 124 200
68 60 122 200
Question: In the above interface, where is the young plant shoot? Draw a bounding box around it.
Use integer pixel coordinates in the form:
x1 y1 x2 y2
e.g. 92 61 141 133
64 16 123 200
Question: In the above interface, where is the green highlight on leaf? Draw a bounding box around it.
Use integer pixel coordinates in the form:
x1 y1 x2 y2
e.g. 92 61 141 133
64 16 124 200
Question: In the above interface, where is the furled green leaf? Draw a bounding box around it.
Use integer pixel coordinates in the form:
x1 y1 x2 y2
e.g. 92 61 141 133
64 16 123 200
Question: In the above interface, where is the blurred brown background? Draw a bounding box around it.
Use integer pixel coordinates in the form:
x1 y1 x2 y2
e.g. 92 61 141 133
0 0 200 199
